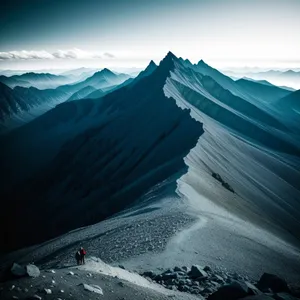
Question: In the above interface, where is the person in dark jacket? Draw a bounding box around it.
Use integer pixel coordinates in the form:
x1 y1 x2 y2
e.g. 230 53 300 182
75 250 81 265
80 247 86 264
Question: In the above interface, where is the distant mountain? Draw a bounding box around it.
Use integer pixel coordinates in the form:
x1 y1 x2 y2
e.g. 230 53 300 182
224 69 300 90
0 82 70 132
57 68 131 94
235 78 292 102
60 67 97 77
1 51 300 253
67 86 97 102
240 78 295 91
67 61 157 101
0 75 31 88
0 72 73 89
0 82 28 123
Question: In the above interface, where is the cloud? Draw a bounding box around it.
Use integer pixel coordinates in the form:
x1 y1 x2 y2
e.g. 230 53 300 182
52 48 103 59
0 48 115 60
103 52 115 59
0 50 53 60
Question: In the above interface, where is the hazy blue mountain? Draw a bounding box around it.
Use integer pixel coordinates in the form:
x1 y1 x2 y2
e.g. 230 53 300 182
85 61 157 99
241 78 295 91
0 83 70 132
0 72 73 89
0 75 31 88
57 68 131 94
235 78 292 102
0 82 28 122
225 69 300 90
67 86 97 102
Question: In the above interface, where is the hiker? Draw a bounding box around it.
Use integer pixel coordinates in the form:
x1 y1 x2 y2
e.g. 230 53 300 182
75 249 81 265
80 247 86 264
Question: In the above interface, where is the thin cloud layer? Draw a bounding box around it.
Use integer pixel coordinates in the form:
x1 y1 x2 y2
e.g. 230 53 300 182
0 48 114 60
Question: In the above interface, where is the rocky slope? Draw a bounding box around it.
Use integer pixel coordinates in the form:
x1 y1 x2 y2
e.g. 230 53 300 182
1 258 299 300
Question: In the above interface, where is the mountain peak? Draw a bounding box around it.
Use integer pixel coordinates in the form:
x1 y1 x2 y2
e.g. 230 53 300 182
148 60 157 67
102 68 115 74
197 59 207 66
165 51 177 60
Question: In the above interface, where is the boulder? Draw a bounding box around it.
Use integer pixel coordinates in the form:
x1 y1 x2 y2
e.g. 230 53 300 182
257 273 289 293
161 272 178 280
26 264 40 278
11 263 26 277
207 281 249 300
82 283 103 295
142 271 156 279
174 266 184 272
189 265 208 279
211 274 225 284
204 266 212 272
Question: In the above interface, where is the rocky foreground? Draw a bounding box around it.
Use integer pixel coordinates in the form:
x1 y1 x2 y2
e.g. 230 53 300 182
0 258 299 300
140 264 300 299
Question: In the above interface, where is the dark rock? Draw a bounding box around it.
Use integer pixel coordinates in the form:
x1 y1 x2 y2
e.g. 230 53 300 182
26 264 40 278
118 265 125 269
207 281 249 300
154 274 162 282
204 266 212 272
257 273 290 293
243 296 274 300
273 293 299 300
189 265 208 279
182 266 189 272
195 276 208 282
211 274 225 283
222 182 235 192
244 281 262 295
161 272 178 280
142 271 156 279
289 285 300 298
11 263 26 277
174 266 184 272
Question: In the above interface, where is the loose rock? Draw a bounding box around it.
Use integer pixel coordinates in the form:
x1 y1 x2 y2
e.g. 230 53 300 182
26 264 40 278
11 263 26 277
82 283 103 295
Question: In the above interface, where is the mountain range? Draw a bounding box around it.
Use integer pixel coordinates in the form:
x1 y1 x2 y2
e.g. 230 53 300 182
223 69 300 90
0 68 132 132
1 52 299 256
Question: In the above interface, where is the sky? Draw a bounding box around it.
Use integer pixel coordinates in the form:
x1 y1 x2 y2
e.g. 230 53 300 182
0 0 300 71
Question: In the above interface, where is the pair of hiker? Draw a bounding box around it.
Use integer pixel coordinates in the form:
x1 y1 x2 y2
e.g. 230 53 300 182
75 247 86 265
